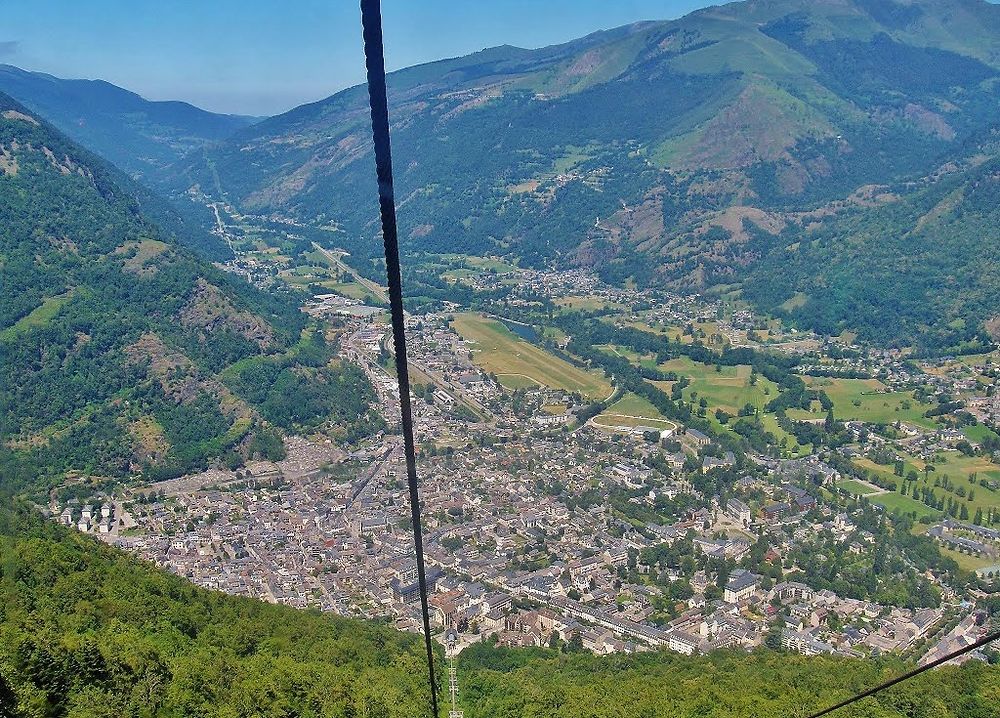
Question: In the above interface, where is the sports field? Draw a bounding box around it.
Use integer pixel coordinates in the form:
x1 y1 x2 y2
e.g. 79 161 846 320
871 492 937 518
593 392 677 431
451 313 612 400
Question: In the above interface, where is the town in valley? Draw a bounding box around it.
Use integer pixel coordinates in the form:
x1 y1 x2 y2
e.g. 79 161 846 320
50 227 1000 665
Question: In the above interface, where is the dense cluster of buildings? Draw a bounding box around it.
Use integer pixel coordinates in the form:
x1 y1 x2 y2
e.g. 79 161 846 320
50 266 998 666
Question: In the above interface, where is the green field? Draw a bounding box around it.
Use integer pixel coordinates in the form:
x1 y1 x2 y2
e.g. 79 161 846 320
280 250 379 302
855 450 1000 521
963 423 1000 444
555 295 627 312
649 356 808 456
496 374 540 390
594 392 677 431
936 545 1000 571
438 254 518 282
928 451 1000 483
871 492 937 518
451 313 611 400
0 290 75 340
647 357 808 456
837 479 879 497
659 358 777 414
797 377 937 428
328 281 381 303
598 344 657 368
592 413 676 430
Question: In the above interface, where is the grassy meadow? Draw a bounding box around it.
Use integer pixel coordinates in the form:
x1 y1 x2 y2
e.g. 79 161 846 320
451 313 612 400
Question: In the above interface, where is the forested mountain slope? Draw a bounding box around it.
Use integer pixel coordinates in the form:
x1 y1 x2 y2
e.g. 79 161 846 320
156 0 1000 349
0 93 382 495
1 503 998 718
0 65 258 180
748 126 1000 349
0 504 431 717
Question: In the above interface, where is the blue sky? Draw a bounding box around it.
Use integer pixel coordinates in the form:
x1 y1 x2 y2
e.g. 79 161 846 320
0 1 711 116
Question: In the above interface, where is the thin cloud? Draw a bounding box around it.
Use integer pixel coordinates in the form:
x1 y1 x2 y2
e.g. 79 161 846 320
0 41 19 58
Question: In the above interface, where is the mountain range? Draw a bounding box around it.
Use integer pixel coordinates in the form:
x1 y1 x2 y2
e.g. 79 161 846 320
3 0 1000 348
4 5 1000 715
0 64 259 180
150 0 1000 350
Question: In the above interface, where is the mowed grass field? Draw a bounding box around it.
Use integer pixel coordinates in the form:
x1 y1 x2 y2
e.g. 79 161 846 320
555 295 627 312
659 358 778 414
796 377 937 428
837 478 880 497
872 492 939 518
451 313 611 400
593 392 677 431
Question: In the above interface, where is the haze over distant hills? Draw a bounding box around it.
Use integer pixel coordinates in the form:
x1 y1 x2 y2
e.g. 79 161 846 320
0 64 260 179
154 0 1000 350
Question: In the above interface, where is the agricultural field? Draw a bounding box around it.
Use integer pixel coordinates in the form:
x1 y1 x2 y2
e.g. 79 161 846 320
272 248 346 291
450 313 612 400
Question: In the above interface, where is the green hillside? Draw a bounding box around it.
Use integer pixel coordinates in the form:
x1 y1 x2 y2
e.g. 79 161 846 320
0 93 382 494
153 0 1000 347
0 504 431 717
747 135 1000 350
1 502 998 718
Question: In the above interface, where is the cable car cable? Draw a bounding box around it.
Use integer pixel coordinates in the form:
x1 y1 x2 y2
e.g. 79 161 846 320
356 4 999 718
805 627 1000 717
359 1 440 716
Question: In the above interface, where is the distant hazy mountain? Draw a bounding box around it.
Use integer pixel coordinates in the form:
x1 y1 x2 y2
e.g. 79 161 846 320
157 0 1000 349
0 64 259 178
0 92 379 490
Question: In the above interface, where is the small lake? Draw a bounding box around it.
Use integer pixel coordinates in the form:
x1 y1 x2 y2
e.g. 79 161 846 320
499 317 538 343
